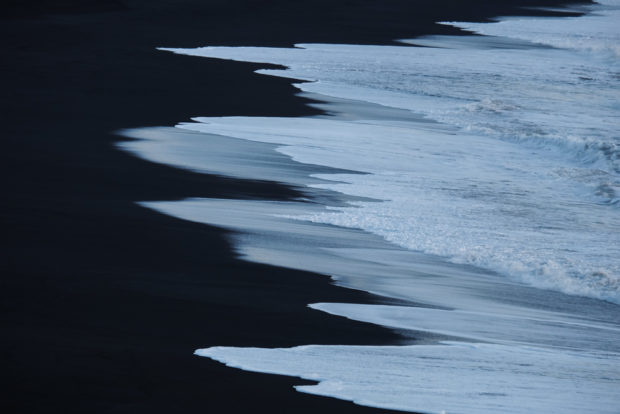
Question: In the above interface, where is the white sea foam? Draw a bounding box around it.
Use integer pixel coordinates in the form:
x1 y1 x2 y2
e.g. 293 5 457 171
158 0 620 303
122 2 620 413
198 342 620 414
175 115 620 303
442 0 620 57
143 194 620 413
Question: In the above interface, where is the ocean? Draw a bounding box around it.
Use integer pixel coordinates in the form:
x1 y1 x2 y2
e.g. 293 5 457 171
119 1 620 413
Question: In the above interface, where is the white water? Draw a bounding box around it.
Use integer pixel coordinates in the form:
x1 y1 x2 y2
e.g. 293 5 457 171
199 342 620 414
160 0 620 302
122 1 620 413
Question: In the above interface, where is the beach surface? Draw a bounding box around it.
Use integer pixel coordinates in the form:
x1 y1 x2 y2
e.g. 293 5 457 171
1 1 591 413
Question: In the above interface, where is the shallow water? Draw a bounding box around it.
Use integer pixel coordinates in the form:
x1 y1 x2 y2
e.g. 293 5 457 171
159 1 620 304
120 1 620 412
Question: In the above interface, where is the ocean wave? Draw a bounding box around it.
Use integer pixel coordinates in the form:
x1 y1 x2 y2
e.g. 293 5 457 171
441 0 620 57
158 0 620 304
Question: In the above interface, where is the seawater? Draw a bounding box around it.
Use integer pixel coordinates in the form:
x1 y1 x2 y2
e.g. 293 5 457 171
160 3 620 304
120 1 620 413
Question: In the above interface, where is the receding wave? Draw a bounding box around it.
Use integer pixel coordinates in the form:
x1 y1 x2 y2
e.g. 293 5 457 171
160 14 620 302
121 3 620 412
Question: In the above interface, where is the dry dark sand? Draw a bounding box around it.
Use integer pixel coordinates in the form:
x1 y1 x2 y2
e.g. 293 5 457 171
1 1 588 412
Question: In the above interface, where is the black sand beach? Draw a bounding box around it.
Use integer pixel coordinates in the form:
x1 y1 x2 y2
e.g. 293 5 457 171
1 1 588 413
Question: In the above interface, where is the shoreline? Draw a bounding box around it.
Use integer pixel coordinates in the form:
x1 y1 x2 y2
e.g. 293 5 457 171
1 1 594 412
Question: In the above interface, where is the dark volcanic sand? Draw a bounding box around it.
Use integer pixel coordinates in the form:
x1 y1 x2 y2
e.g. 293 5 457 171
1 1 588 413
